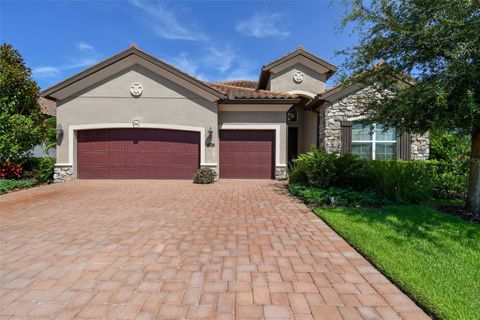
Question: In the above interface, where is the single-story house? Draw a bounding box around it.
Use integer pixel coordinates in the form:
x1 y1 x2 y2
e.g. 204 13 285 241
41 45 429 182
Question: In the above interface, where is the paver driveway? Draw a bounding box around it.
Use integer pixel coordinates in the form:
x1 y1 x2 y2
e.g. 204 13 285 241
0 180 429 320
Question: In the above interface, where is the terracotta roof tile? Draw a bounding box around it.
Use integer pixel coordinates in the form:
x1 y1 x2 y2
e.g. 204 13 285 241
213 80 258 89
207 83 297 99
38 97 56 116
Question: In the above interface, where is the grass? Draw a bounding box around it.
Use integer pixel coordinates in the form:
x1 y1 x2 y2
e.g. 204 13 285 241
314 204 480 320
0 178 37 194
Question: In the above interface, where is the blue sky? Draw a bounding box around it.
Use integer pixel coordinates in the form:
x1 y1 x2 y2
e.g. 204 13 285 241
1 0 357 89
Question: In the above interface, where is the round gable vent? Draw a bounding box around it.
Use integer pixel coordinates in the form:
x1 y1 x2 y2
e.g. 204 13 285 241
130 83 143 97
293 71 304 83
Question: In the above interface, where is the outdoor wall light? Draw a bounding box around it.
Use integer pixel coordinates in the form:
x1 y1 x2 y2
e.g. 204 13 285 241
208 126 214 135
56 124 63 138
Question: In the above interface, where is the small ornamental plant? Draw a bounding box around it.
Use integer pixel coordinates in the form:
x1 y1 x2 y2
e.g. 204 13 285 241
193 168 217 184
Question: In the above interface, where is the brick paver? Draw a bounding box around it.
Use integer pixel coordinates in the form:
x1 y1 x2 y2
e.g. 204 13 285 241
0 180 430 319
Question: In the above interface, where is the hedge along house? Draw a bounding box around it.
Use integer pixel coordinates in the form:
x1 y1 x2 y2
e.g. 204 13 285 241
42 45 428 182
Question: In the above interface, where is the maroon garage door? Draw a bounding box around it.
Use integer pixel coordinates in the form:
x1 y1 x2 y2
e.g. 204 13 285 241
77 128 199 179
219 130 275 179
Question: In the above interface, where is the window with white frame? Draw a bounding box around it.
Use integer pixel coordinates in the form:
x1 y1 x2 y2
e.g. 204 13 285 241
352 123 397 160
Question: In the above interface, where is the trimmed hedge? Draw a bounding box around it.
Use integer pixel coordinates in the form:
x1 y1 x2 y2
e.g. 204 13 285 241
289 147 466 204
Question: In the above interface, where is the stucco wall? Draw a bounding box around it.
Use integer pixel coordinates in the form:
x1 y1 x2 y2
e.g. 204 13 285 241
320 87 429 160
56 65 218 178
218 111 288 167
299 110 318 153
268 64 326 95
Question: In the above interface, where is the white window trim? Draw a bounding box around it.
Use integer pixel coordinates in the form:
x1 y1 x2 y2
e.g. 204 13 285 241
352 123 397 160
57 123 207 167
219 124 285 167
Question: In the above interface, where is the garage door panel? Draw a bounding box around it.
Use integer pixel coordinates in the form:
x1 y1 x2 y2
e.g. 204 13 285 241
220 130 274 179
77 129 199 179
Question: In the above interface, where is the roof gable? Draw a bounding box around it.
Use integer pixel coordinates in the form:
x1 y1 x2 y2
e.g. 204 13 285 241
258 47 337 89
42 46 225 102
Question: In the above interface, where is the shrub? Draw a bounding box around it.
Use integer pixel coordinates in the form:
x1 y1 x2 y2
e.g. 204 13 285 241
367 160 435 203
289 183 387 207
431 160 468 199
291 147 336 188
0 178 36 194
333 153 371 189
0 162 23 179
21 157 55 183
193 167 216 184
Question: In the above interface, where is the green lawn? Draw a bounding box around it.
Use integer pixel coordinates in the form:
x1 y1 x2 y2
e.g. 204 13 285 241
314 204 480 320
0 178 37 194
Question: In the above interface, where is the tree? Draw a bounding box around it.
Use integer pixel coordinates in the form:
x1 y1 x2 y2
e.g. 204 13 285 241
338 0 480 213
0 43 44 164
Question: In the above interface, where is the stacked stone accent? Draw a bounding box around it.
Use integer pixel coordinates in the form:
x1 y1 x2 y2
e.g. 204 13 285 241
411 133 429 160
54 165 74 182
320 87 429 160
275 166 288 180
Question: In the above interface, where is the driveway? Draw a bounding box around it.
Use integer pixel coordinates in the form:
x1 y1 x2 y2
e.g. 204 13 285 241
0 180 429 320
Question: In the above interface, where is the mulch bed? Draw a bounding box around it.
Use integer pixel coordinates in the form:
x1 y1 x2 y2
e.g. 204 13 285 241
438 205 480 224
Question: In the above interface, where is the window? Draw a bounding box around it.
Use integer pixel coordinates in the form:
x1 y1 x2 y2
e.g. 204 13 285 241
352 123 397 159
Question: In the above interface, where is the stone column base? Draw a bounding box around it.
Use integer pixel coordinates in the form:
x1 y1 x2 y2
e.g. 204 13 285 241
275 166 288 180
54 165 74 182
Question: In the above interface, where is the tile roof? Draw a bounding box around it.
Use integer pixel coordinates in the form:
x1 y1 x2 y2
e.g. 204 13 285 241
38 97 56 116
207 83 297 99
212 80 258 89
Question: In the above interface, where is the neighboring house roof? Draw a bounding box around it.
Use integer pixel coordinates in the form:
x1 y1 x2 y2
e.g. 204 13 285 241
42 45 226 101
212 80 258 89
38 97 56 116
257 47 338 89
208 82 297 100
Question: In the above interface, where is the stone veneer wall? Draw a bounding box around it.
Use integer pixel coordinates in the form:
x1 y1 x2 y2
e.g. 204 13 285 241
275 166 288 180
54 165 74 182
320 87 429 160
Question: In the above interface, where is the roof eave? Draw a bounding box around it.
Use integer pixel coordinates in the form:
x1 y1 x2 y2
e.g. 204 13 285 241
220 98 301 105
41 47 226 100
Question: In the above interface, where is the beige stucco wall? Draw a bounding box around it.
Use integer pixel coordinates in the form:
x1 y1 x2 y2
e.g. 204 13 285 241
267 64 327 95
300 110 318 153
56 65 218 178
218 111 288 166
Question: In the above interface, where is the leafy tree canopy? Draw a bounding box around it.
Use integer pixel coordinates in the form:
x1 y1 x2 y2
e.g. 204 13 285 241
0 43 43 163
338 0 480 134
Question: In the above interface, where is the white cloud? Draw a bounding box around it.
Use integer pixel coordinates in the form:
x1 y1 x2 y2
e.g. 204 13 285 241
33 44 101 81
129 0 208 41
76 41 94 52
236 12 290 39
164 45 258 82
170 52 199 76
202 46 235 73
33 66 62 78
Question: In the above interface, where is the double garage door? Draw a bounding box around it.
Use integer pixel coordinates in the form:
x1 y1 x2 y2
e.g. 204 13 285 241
77 128 274 179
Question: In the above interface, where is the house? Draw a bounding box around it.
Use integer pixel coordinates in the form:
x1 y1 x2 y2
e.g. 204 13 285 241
41 45 429 182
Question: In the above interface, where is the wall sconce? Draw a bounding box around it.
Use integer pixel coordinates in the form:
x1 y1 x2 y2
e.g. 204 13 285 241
56 124 63 138
206 126 215 147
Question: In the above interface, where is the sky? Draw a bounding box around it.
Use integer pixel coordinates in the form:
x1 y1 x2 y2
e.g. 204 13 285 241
0 0 357 90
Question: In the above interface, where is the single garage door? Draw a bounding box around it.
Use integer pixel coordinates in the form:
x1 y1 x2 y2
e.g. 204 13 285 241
219 130 275 179
77 128 199 179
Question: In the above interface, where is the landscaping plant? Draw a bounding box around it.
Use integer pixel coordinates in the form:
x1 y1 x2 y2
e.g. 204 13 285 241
193 167 216 184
